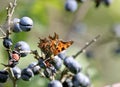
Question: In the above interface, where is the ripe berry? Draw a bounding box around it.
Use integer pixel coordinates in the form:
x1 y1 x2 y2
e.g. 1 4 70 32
14 41 30 57
28 62 41 75
12 18 22 33
3 37 13 49
19 17 33 32
21 68 34 81
58 51 66 60
0 70 9 83
63 78 73 87
65 0 78 12
52 56 63 70
48 80 63 87
64 56 82 74
72 72 90 87
12 66 21 80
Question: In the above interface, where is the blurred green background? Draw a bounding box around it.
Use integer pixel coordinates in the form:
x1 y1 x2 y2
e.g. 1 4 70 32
0 0 120 87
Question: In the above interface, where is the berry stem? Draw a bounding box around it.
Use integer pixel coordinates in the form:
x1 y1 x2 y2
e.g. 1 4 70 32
73 35 100 58
31 50 41 60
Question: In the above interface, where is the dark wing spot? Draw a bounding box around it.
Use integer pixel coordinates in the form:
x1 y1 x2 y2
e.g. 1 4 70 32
61 47 65 51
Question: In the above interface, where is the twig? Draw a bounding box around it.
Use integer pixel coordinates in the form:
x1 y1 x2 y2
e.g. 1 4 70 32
8 68 17 87
73 35 101 58
3 66 17 87
60 35 100 82
10 0 17 17
5 0 17 37
0 26 6 36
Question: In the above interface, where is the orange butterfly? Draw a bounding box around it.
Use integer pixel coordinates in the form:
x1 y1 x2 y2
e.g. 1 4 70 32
38 33 73 58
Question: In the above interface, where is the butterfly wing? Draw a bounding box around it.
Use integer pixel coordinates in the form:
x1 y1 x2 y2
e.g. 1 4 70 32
38 33 73 57
53 40 73 56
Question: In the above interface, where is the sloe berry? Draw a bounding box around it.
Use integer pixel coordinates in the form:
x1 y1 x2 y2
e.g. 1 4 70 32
3 37 13 49
72 72 90 87
64 56 82 74
12 18 22 33
21 68 34 81
48 80 63 87
28 62 41 75
0 70 9 83
14 41 30 57
65 0 78 12
19 17 33 32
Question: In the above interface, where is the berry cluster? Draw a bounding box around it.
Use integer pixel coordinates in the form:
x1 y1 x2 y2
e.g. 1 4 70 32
0 0 101 87
1 33 91 87
0 15 33 82
65 0 113 12
0 17 92 87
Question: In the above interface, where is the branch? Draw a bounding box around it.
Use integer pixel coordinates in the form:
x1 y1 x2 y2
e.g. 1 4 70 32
73 35 101 58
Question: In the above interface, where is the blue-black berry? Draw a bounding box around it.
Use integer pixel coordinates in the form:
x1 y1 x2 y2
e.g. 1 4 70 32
12 66 21 80
0 70 9 83
19 17 33 32
21 68 34 81
12 18 22 33
65 0 78 12
64 56 82 74
72 72 90 87
48 80 63 87
63 78 73 87
14 41 30 57
28 62 41 75
3 37 13 49
58 51 66 60
52 56 63 70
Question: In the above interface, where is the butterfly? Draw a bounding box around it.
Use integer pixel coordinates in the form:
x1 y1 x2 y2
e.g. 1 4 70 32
38 33 73 58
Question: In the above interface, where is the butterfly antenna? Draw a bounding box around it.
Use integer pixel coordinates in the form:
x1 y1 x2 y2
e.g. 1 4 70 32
73 35 101 58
